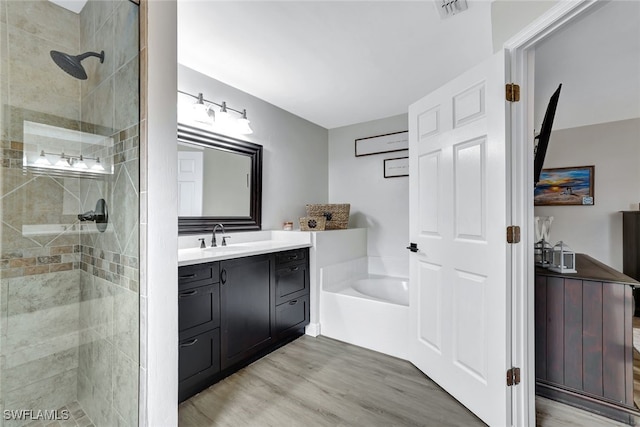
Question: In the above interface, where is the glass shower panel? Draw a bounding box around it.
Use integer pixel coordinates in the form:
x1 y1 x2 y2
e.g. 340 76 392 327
0 1 139 426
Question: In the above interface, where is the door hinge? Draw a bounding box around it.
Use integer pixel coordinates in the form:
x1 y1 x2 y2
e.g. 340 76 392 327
506 83 520 102
507 367 521 386
506 225 521 244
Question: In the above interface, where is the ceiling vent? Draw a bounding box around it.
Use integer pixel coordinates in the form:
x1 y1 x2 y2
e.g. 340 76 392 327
435 0 468 19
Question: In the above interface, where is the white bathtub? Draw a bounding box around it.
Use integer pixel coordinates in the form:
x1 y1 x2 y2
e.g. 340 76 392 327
320 258 409 360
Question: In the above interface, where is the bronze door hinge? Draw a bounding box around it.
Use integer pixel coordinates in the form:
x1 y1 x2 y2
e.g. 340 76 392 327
507 367 521 386
506 84 520 102
506 225 521 244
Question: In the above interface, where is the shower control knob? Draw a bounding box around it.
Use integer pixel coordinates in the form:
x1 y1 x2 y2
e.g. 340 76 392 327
406 243 419 253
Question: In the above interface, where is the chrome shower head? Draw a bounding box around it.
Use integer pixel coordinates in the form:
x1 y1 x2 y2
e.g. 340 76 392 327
50 50 105 80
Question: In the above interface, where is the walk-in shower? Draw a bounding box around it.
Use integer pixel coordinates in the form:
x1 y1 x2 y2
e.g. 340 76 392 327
50 50 105 80
1 0 140 426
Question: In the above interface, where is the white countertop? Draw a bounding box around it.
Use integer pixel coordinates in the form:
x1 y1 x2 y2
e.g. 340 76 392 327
178 231 312 266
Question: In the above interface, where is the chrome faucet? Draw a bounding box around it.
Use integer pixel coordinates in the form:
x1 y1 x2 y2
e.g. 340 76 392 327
212 223 225 247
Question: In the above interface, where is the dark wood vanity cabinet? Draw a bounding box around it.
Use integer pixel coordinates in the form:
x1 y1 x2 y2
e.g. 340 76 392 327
535 254 639 424
178 248 310 402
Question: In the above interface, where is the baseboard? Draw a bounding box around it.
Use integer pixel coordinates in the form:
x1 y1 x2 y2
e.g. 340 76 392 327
305 322 321 337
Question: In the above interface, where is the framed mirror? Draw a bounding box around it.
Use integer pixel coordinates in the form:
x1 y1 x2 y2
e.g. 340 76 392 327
177 123 262 234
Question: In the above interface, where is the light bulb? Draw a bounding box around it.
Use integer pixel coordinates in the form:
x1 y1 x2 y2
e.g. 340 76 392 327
91 157 105 171
192 93 212 125
34 150 51 166
74 155 88 169
56 153 69 167
237 109 253 134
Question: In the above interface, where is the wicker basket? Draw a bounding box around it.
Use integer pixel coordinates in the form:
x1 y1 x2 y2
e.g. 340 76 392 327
305 204 350 230
299 216 326 231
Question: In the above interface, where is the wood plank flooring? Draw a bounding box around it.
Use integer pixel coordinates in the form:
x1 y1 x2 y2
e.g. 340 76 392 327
179 335 632 426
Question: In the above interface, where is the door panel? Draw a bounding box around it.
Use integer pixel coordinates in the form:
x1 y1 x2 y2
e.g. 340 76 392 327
409 52 510 427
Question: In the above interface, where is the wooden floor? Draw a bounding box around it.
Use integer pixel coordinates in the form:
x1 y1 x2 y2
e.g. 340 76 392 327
179 335 632 427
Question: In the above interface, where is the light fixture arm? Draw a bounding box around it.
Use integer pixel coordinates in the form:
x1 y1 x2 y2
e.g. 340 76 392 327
178 90 247 116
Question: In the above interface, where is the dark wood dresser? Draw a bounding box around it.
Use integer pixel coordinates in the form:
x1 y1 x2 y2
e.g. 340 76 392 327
535 254 639 424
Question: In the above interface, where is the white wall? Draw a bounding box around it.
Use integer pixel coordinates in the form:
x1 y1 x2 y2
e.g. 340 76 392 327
328 114 409 276
491 0 557 52
178 65 329 230
533 0 640 131
534 118 640 271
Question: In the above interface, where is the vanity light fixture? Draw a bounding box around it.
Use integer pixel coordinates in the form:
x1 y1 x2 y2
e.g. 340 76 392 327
36 150 106 173
178 90 254 135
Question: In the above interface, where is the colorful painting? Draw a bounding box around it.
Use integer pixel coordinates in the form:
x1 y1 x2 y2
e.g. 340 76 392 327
534 166 594 206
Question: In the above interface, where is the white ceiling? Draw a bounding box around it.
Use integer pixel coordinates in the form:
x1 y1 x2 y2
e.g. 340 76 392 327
178 1 494 129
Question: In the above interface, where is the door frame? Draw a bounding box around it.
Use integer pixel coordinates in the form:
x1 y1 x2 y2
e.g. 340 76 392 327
504 1 600 425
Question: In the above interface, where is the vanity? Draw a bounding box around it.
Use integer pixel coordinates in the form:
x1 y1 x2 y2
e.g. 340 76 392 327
178 243 310 402
176 123 312 401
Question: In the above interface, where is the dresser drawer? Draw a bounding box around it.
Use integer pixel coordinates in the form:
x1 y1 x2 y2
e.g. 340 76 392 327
275 295 309 336
179 328 220 384
275 264 309 305
179 262 219 289
275 248 307 266
179 283 220 338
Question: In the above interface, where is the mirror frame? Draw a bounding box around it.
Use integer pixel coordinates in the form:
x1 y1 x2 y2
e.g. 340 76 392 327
177 123 262 234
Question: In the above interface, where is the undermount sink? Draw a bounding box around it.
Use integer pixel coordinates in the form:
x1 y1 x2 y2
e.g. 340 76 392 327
201 245 247 254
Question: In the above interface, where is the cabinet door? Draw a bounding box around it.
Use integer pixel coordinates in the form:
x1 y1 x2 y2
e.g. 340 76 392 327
220 254 274 370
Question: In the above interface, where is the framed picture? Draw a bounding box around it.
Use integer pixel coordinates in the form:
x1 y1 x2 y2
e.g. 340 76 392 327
534 165 594 206
355 130 408 157
384 157 409 178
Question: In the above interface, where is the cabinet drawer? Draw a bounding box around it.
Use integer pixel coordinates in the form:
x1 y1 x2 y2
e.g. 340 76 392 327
179 328 220 383
275 249 306 266
276 295 309 335
179 283 220 337
275 264 309 305
179 262 219 289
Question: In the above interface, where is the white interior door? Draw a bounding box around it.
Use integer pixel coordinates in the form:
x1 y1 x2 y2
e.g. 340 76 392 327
408 52 511 426
177 150 203 216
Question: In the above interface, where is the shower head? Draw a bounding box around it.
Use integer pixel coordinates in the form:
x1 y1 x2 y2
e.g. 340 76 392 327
50 50 105 80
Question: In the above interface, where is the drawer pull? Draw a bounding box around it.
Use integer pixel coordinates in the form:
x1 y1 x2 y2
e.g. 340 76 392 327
289 266 299 272
180 274 197 280
220 269 227 284
179 290 198 298
288 255 299 260
180 338 198 347
288 299 298 305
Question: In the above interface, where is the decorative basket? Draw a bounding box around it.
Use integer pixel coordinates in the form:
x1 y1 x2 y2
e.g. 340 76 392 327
299 216 326 231
305 204 350 230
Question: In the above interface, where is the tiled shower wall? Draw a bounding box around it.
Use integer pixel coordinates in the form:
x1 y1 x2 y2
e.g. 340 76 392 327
0 1 139 426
